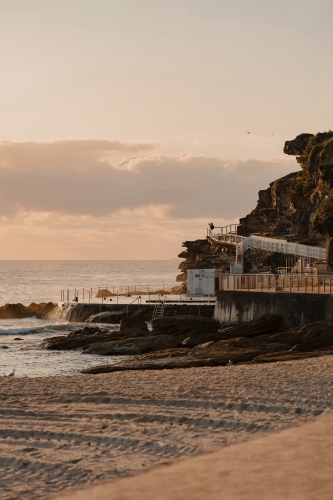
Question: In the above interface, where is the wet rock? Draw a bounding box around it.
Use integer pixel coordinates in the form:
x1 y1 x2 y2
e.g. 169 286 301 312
44 326 150 351
0 302 58 320
119 318 148 332
82 335 177 356
81 318 333 373
68 326 104 337
0 303 34 319
85 311 127 324
28 302 58 318
44 329 113 350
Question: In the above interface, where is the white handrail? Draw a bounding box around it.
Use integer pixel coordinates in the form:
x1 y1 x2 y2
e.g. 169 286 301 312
208 225 326 262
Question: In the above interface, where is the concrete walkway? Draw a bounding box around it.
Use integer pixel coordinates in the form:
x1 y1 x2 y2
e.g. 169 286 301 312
56 411 333 500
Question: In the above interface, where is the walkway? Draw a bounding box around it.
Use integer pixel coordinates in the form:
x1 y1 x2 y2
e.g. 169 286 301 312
208 224 326 264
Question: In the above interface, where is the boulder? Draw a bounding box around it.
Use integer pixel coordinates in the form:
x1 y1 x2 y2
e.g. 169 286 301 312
28 302 58 318
43 326 150 350
182 331 224 348
218 314 282 340
0 303 34 319
0 302 58 320
80 319 333 373
82 335 177 356
119 318 148 332
85 311 127 324
44 330 113 350
151 315 220 336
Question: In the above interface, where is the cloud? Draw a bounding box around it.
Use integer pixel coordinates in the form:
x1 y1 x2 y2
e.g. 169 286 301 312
0 140 297 220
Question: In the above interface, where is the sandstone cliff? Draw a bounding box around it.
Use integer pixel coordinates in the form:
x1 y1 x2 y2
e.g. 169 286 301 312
179 131 333 275
238 131 333 246
176 238 236 281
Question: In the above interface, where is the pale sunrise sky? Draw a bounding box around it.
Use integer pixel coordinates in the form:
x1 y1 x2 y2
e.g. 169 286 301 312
0 0 331 259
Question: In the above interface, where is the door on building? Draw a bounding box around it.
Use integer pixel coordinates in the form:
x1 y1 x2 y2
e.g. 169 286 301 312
214 277 219 292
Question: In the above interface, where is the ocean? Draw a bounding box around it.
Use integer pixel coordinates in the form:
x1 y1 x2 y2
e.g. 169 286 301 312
0 260 180 377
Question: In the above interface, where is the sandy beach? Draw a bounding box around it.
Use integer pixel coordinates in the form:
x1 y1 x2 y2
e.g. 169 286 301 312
1 356 333 500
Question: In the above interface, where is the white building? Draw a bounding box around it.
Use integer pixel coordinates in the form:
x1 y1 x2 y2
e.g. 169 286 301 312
186 269 220 295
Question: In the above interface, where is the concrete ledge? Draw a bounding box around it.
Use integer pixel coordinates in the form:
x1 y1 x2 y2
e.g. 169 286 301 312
55 411 333 500
214 290 333 326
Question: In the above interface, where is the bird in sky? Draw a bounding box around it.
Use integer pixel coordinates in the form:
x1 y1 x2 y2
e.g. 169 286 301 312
247 131 251 134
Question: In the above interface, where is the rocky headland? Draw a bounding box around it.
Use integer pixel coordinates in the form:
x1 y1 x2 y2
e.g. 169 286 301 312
0 302 57 320
178 131 333 277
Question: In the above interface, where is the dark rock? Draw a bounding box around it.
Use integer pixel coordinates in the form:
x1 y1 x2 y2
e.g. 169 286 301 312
43 326 150 351
82 335 177 356
85 311 127 324
81 318 333 373
0 303 34 319
151 315 220 348
68 326 103 337
14 338 23 341
1 346 9 349
178 239 236 275
119 318 148 332
182 331 224 348
283 133 314 156
0 302 58 320
28 302 58 318
218 314 283 339
238 131 333 249
151 315 220 335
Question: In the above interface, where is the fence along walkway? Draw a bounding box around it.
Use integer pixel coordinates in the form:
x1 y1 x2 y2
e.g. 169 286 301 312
222 274 333 294
207 224 326 264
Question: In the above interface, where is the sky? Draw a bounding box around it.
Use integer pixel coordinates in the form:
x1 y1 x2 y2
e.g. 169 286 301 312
0 0 331 259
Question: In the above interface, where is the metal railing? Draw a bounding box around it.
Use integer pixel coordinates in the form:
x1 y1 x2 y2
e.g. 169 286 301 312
60 284 170 304
59 285 215 305
221 274 333 294
276 267 317 275
207 224 239 236
207 224 326 264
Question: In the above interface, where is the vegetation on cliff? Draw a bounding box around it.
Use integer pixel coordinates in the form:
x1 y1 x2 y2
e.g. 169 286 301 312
179 130 333 274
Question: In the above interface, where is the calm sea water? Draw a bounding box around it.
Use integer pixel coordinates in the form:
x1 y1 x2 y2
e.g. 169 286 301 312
0 260 180 305
0 260 180 377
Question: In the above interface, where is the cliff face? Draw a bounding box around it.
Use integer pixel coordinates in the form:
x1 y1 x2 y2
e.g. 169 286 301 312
176 239 236 281
179 131 333 275
238 131 333 246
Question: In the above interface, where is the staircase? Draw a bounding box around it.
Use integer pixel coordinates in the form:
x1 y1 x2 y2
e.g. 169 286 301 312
207 225 326 268
151 296 166 320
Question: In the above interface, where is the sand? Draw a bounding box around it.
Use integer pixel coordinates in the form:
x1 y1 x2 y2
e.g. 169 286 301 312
1 356 333 499
56 410 333 500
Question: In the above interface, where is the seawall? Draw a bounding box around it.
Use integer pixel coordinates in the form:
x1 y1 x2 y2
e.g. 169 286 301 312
59 302 215 322
214 291 333 327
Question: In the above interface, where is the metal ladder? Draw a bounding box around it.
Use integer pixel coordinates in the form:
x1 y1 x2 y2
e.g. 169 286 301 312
235 240 243 265
152 295 166 320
